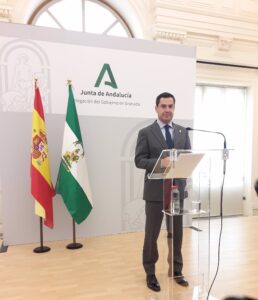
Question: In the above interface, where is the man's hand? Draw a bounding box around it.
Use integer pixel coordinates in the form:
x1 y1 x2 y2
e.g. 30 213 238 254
161 157 171 168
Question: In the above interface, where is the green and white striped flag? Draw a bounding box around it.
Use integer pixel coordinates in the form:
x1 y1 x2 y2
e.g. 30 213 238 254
56 82 92 224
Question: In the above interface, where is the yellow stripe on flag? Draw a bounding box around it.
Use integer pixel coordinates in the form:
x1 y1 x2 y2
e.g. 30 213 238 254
35 200 45 218
32 110 52 187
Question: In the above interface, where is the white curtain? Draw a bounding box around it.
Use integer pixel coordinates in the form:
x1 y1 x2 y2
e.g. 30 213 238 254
193 85 246 216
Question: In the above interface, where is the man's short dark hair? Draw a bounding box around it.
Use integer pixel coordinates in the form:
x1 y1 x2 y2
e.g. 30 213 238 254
156 92 176 106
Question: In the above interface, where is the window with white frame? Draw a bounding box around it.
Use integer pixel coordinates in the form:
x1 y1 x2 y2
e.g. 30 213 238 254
193 84 247 216
29 0 132 38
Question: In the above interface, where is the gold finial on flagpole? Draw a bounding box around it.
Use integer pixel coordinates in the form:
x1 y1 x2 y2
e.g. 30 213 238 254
34 78 38 88
67 80 72 86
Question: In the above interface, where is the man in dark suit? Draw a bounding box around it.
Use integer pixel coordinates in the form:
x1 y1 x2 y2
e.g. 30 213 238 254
135 92 191 292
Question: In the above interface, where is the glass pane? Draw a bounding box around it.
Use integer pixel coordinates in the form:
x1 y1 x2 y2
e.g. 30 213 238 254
194 86 246 150
107 22 128 37
193 85 245 216
35 12 61 29
33 0 131 38
85 1 116 34
49 0 82 31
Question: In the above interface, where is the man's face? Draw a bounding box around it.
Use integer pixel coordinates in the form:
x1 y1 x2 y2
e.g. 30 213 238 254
155 97 175 124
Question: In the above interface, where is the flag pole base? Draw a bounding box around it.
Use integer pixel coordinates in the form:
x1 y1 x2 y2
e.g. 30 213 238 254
33 246 51 253
66 242 83 250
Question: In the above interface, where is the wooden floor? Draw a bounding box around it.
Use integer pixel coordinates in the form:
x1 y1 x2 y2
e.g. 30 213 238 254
1 216 258 300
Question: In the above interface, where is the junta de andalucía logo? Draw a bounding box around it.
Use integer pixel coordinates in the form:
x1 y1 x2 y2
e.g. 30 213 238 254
94 63 118 89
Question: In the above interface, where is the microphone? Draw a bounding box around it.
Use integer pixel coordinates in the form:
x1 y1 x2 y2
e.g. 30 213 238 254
186 127 228 173
186 127 227 149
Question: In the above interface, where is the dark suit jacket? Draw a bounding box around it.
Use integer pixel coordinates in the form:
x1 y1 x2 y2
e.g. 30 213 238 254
135 121 191 202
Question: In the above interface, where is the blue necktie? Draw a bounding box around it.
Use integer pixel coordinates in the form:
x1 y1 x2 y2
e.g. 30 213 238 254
164 124 174 149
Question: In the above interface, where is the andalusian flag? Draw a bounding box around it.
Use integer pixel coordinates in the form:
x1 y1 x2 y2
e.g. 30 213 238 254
55 82 92 224
31 81 55 228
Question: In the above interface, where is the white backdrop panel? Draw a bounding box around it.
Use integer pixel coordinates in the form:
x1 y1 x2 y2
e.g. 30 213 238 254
0 22 195 245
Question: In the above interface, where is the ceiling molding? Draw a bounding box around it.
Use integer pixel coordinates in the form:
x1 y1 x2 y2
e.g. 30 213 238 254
154 29 187 42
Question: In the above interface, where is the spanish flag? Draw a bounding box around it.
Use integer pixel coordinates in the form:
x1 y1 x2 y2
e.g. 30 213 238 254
31 81 55 228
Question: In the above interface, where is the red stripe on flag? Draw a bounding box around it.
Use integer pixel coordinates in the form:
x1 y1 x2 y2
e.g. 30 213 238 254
31 165 55 228
34 86 45 120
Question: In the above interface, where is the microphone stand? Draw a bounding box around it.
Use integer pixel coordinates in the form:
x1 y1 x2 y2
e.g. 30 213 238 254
186 127 228 300
186 127 228 175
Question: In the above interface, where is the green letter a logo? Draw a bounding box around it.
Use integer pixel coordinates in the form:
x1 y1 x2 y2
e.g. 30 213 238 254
94 63 118 89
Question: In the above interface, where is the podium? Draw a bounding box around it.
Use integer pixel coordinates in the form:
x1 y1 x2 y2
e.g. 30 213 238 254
148 149 227 299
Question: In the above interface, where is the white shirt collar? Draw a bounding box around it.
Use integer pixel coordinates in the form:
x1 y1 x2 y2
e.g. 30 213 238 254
157 119 173 129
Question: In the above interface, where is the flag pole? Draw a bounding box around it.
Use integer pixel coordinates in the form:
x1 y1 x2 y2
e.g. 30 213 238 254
66 219 83 249
65 81 82 250
33 217 51 253
56 80 91 249
32 78 54 252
